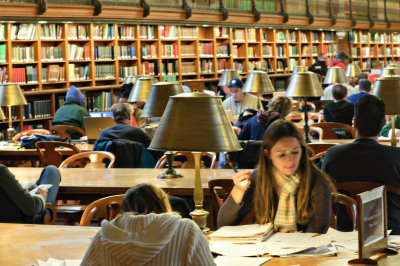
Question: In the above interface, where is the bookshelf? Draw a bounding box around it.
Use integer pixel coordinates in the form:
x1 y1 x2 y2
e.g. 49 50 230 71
350 30 400 70
0 21 342 133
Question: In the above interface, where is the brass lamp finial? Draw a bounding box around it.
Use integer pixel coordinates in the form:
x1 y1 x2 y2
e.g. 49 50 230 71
127 77 157 103
323 67 349 84
218 69 240 87
243 71 274 94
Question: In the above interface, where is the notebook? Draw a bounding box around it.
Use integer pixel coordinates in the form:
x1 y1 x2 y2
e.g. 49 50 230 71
83 117 114 143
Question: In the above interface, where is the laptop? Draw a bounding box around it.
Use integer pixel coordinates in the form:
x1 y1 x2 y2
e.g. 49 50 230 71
90 111 113 118
83 117 115 143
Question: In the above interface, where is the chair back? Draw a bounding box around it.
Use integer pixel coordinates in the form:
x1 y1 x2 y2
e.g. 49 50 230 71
311 151 326 161
330 192 357 230
336 182 400 196
155 151 217 169
59 151 115 168
36 141 81 167
228 140 262 169
306 143 335 154
43 203 57 225
50 125 86 139
208 179 234 225
13 129 51 142
312 122 355 139
298 126 324 140
79 194 124 226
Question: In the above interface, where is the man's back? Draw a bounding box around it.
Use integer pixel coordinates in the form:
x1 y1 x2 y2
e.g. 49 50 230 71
322 139 400 233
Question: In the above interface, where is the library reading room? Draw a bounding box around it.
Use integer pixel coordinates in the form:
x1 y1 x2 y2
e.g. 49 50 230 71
2 0 400 265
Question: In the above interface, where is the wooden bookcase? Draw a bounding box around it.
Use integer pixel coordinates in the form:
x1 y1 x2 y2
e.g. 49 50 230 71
350 30 400 70
0 21 341 134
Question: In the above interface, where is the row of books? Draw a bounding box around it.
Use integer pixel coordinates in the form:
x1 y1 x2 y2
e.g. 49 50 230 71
217 58 228 71
69 64 90 81
118 25 135 40
23 100 51 119
68 24 89 40
288 46 299 56
263 45 273 56
199 59 212 73
288 58 299 70
141 44 157 58
86 92 115 112
93 24 115 39
68 44 90 60
0 66 6 83
42 65 65 82
142 61 159 75
181 61 196 74
276 46 286 57
371 33 387 44
233 61 243 72
299 32 308 42
11 66 38 84
0 44 5 63
180 26 197 39
161 45 178 57
162 60 178 75
0 24 5 40
199 42 213 56
215 27 229 38
233 29 245 42
361 59 370 69
162 76 177 81
139 25 155 39
263 59 274 71
247 28 257 42
276 59 288 71
95 64 115 79
247 46 257 57
181 44 195 56
216 44 229 56
248 60 262 71
119 66 137 80
160 25 178 39
118 46 136 59
41 47 63 61
371 59 385 69
11 24 37 40
94 46 115 60
11 46 35 62
1 106 18 121
40 24 63 40
322 44 334 55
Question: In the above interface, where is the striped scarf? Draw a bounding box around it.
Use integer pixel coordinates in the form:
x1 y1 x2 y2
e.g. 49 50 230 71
273 167 300 232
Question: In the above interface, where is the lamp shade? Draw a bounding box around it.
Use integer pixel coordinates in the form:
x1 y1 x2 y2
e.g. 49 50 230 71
149 92 242 152
373 76 400 114
124 75 142 84
380 66 400 77
286 72 324 97
0 108 5 120
127 77 157 103
293 66 307 73
0 83 27 106
323 67 349 84
345 64 361 77
141 82 185 118
218 69 240 87
243 71 274 93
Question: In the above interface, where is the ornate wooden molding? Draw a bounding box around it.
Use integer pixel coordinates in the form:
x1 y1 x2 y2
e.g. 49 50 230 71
37 0 46 15
92 0 102 16
182 0 192 19
251 0 261 22
367 0 374 27
219 0 228 21
280 0 289 23
140 0 150 17
329 0 337 26
349 0 357 26
384 0 391 28
305 0 314 24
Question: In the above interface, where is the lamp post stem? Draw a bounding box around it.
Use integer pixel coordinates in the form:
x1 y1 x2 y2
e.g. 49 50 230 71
7 105 14 143
391 115 397 147
303 99 311 143
190 152 209 232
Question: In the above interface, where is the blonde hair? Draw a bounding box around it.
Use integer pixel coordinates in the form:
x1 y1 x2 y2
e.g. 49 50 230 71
254 120 333 225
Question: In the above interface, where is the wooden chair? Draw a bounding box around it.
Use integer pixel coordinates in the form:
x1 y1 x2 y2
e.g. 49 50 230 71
306 143 335 154
155 151 217 169
298 126 324 140
311 151 326 161
335 182 400 197
291 101 316 112
311 122 356 139
208 179 234 226
36 141 81 167
79 194 124 226
43 203 57 225
12 129 51 142
286 112 324 125
50 125 86 139
330 192 357 230
59 151 115 168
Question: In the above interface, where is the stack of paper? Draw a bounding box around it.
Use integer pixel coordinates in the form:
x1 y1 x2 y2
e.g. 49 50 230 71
214 256 271 266
38 258 81 266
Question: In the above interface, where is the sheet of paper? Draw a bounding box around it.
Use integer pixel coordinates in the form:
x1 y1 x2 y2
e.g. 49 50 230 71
210 224 272 238
38 258 82 266
30 184 53 196
210 242 268 257
214 256 272 266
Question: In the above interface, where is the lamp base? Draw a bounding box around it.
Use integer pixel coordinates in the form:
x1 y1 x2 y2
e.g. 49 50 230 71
158 171 183 179
7 127 15 143
190 206 209 232
157 151 183 179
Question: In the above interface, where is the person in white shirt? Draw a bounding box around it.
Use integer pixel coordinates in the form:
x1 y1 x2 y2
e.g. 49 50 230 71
321 82 358 100
222 78 261 118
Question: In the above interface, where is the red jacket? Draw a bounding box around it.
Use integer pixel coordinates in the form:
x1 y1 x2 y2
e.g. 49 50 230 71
331 59 346 71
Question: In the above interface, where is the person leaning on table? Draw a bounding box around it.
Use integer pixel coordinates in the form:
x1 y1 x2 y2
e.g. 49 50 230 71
218 120 335 233
82 183 215 266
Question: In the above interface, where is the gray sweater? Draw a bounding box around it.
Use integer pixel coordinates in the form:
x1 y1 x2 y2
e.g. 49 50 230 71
217 170 332 233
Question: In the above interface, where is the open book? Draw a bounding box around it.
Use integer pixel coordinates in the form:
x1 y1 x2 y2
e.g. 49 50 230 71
22 183 53 196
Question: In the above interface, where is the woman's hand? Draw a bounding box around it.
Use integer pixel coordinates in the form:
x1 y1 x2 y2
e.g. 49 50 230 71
231 170 251 204
36 187 48 202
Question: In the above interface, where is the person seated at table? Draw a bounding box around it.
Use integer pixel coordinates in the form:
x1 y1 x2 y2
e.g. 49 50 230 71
52 85 90 140
94 103 151 149
347 79 371 105
0 165 61 224
380 115 400 138
222 78 261 119
218 120 334 233
237 96 292 141
118 83 147 128
323 84 354 126
81 184 214 266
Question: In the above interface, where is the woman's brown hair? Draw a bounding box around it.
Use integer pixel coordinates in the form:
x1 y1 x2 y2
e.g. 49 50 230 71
254 119 334 225
122 183 172 214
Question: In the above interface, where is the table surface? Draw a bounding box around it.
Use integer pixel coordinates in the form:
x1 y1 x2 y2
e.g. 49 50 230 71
0 142 93 155
0 223 399 266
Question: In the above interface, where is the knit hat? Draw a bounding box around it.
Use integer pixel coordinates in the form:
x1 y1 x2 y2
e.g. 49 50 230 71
228 78 244 88
66 85 85 105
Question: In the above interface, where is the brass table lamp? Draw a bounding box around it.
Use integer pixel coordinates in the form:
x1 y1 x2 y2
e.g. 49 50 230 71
141 81 185 179
127 77 157 103
218 69 240 87
243 71 274 94
293 66 307 73
286 72 324 143
345 63 361 78
124 75 142 85
0 83 27 142
149 92 242 231
323 67 349 85
373 76 400 146
380 66 400 77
